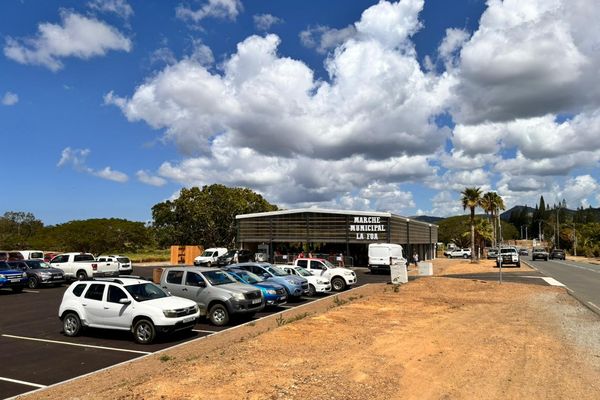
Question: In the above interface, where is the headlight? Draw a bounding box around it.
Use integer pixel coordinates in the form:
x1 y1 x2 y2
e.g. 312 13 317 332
192 304 199 313
232 292 245 300
163 309 178 318
22 272 28 278
266 289 276 295
344 271 353 276
285 278 297 284
0 274 5 279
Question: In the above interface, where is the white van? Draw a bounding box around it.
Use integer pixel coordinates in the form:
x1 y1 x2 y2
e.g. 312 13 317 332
368 243 406 273
193 247 228 266
19 250 45 260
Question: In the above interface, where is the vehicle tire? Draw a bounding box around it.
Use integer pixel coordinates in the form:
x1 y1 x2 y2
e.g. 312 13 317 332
12 286 23 293
544 257 548 261
463 254 468 259
496 262 500 268
516 262 521 268
307 284 316 297
206 261 212 267
63 312 82 337
133 319 156 344
28 276 39 289
208 304 229 326
331 276 346 292
76 270 88 281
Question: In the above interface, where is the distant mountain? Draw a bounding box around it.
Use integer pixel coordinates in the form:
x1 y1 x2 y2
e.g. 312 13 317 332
411 215 444 224
500 205 536 220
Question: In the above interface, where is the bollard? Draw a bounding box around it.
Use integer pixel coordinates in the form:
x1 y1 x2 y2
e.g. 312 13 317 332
418 262 433 276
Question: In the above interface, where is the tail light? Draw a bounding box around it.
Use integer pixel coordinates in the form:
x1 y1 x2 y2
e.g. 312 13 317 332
92 263 97 271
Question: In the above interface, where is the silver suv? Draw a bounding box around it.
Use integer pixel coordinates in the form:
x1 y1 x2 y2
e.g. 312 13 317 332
160 267 264 326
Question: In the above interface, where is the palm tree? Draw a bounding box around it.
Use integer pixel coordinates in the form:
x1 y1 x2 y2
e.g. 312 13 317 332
481 192 495 244
491 192 506 246
461 187 483 262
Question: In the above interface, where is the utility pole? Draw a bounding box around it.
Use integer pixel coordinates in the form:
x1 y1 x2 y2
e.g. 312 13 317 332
556 206 560 248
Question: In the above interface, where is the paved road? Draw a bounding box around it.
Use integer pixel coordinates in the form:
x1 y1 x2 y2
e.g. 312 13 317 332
524 256 600 314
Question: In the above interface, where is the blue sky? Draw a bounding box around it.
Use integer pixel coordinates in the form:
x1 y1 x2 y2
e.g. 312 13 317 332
2 0 599 225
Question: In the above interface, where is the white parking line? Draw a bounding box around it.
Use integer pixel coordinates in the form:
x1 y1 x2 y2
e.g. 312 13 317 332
23 290 40 294
588 302 600 312
191 329 215 334
1 334 151 355
0 376 47 388
278 305 294 309
541 277 565 287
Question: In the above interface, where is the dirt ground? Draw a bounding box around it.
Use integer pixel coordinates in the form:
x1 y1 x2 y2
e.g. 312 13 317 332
23 259 600 400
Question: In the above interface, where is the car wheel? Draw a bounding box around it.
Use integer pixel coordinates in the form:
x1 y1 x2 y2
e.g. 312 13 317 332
63 312 82 337
76 270 88 280
496 262 500 268
463 254 468 259
28 276 39 289
307 284 316 296
208 304 229 326
331 277 346 292
133 319 156 344
516 262 521 268
12 286 23 293
206 261 212 267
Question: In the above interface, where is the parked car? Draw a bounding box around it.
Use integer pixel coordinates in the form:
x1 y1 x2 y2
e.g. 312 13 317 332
280 265 331 296
549 249 566 260
0 261 28 292
497 247 520 268
224 267 288 306
193 247 228 266
8 260 66 289
18 250 45 260
368 243 406 273
532 247 549 261
44 252 59 263
160 266 264 326
216 249 253 266
49 252 119 280
234 262 309 298
0 251 25 262
518 248 529 256
487 248 498 259
254 252 269 262
58 277 199 344
97 255 133 275
291 258 356 291
447 248 472 259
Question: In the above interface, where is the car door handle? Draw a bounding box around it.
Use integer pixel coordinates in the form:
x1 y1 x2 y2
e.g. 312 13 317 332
82 303 87 306
182 288 188 291
104 307 109 309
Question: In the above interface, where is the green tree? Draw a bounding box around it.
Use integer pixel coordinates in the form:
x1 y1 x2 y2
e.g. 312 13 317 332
0 211 44 248
151 184 277 247
461 187 483 262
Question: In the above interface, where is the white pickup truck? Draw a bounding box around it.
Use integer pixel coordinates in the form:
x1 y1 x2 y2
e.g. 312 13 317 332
49 252 119 281
447 248 472 258
280 258 357 292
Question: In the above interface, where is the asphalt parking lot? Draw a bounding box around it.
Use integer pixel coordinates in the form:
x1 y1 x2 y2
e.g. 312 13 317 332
0 266 390 400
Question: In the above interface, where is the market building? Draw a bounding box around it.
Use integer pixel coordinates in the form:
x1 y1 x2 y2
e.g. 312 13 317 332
236 208 438 267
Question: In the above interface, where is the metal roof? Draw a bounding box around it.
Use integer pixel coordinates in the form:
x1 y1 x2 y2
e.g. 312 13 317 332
236 208 436 227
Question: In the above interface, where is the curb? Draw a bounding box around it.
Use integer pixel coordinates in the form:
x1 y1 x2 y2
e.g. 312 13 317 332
522 260 600 318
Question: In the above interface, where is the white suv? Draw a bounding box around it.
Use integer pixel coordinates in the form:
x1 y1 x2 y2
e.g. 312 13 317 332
281 265 331 296
97 255 133 275
58 277 199 344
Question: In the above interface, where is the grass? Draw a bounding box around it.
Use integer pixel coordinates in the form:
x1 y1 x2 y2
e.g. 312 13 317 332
275 312 312 327
159 354 174 362
124 248 171 263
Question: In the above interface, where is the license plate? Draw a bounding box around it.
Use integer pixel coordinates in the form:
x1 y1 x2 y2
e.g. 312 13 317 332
10 278 20 283
183 316 196 323
251 299 261 304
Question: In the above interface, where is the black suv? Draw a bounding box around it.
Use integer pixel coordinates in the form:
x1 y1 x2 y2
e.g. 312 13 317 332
216 249 253 266
549 249 566 260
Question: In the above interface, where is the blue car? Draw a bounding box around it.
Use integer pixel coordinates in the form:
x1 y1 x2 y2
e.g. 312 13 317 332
0 261 28 293
233 262 309 298
225 268 288 306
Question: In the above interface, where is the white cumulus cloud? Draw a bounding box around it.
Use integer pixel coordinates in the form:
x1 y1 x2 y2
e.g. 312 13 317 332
57 147 128 183
176 0 243 23
253 14 282 31
88 0 134 20
4 11 132 71
1 91 19 106
136 170 167 187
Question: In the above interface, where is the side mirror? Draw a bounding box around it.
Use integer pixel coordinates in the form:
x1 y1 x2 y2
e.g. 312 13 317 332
119 298 132 305
263 273 270 279
198 281 207 288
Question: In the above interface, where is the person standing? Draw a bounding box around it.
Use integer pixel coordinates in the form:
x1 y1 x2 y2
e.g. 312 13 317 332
412 252 419 267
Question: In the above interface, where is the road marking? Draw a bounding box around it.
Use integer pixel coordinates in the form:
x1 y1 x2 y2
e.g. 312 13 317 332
541 277 565 286
279 305 294 308
555 260 600 274
192 329 215 334
0 376 47 388
23 290 40 293
1 334 151 355
588 302 600 312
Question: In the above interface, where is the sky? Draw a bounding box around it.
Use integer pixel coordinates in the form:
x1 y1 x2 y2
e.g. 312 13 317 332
2 0 600 225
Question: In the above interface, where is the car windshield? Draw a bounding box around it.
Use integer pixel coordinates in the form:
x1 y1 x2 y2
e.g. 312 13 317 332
202 251 214 257
0 261 10 271
29 252 44 259
234 270 263 284
533 248 545 252
265 265 289 276
222 251 236 258
322 260 337 269
203 270 237 285
124 283 168 302
294 267 313 277
26 261 50 269
500 248 516 254
117 257 130 263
